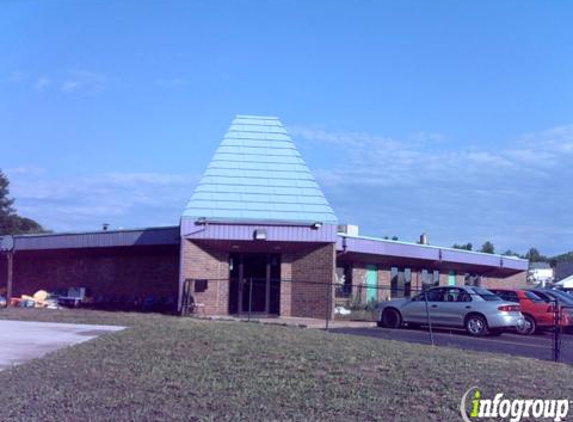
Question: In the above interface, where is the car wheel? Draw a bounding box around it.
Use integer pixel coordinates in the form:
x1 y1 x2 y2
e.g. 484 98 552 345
381 308 402 329
465 314 488 337
516 315 536 335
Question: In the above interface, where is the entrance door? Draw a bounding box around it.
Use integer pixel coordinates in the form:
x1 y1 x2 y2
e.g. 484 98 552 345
229 253 281 315
366 265 378 302
242 254 267 314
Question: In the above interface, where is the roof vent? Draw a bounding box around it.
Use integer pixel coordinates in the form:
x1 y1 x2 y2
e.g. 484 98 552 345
419 233 429 245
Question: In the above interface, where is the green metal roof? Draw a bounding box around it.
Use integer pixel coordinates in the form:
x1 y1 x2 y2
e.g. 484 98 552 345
182 115 338 224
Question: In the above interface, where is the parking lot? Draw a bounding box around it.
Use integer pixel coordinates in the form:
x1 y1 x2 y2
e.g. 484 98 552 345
332 326 573 363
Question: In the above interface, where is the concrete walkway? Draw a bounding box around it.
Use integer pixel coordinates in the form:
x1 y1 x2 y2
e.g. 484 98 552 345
196 315 377 329
0 320 124 371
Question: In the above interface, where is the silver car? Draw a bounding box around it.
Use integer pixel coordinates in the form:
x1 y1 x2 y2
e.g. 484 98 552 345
374 286 525 337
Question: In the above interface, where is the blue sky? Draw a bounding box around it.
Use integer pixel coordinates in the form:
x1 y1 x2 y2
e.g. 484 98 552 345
1 0 572 255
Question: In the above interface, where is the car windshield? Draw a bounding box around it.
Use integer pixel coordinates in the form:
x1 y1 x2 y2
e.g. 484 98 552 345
468 287 501 301
547 290 573 305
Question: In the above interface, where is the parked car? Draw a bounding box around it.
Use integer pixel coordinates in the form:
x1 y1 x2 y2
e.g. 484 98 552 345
0 295 6 307
374 286 524 337
489 289 571 335
530 289 573 307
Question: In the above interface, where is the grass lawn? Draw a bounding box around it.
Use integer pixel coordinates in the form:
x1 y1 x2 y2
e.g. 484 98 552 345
0 308 572 421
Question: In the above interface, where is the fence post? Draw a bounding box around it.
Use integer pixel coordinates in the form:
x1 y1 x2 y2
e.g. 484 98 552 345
424 289 435 346
248 277 253 322
325 281 331 332
553 299 561 362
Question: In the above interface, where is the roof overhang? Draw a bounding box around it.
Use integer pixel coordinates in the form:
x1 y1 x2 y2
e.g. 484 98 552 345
181 218 338 243
12 226 180 251
337 235 528 277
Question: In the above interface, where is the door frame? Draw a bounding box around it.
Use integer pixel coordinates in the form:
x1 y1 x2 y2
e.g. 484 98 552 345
232 253 280 316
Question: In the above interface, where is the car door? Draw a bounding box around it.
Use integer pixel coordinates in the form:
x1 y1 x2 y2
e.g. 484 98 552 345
424 288 448 325
437 287 469 327
401 292 431 323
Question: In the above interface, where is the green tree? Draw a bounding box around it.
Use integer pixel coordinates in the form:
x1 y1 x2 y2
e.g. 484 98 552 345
524 247 547 262
0 170 45 235
480 241 495 254
502 249 521 257
453 243 473 251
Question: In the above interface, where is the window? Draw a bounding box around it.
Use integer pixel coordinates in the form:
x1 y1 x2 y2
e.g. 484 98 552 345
425 288 445 302
443 287 471 302
464 273 481 287
422 269 439 290
469 287 501 302
525 291 544 303
391 267 399 297
490 290 519 303
404 268 412 297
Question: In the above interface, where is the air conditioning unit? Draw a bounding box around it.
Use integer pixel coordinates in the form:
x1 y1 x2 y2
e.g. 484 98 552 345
337 224 359 237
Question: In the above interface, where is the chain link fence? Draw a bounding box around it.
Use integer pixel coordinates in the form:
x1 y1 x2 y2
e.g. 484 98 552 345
180 277 572 363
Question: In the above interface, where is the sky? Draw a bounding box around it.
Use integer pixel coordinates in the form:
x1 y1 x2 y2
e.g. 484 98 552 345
1 0 572 256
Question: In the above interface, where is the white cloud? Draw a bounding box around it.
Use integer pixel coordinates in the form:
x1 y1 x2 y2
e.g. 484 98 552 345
34 76 51 91
8 171 199 232
60 70 107 94
294 123 573 255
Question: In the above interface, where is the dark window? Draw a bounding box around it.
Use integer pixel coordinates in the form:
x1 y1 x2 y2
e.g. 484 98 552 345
404 268 412 297
525 291 544 303
426 288 445 302
194 279 208 293
391 267 399 297
470 287 501 302
464 273 481 287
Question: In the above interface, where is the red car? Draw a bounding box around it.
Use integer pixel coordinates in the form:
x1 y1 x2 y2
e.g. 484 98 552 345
489 289 571 335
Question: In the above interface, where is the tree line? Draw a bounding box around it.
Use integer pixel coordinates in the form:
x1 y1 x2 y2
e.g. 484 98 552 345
0 169 45 235
452 241 569 264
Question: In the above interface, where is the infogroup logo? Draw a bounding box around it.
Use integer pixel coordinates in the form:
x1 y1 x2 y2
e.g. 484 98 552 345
460 386 570 422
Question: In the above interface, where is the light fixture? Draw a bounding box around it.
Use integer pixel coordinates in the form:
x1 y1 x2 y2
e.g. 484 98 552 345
253 229 267 240
311 222 322 230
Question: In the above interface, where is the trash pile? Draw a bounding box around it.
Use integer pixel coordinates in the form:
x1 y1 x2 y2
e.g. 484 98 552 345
9 290 62 309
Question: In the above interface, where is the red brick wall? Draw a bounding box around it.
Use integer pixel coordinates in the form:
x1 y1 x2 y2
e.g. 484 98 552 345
481 272 527 289
179 240 229 315
290 243 336 319
0 246 179 309
280 253 293 316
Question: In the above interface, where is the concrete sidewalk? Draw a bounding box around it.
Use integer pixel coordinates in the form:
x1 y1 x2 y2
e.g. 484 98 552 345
0 320 124 371
194 315 377 329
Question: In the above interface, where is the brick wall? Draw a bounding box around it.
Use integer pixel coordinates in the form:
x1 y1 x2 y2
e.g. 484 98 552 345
179 240 229 315
0 245 179 310
290 243 336 319
481 272 527 289
280 253 293 316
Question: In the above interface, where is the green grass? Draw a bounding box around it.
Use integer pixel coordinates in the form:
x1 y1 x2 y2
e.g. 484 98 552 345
0 308 572 421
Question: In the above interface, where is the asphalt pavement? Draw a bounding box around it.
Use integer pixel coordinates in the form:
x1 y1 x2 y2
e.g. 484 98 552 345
330 325 573 364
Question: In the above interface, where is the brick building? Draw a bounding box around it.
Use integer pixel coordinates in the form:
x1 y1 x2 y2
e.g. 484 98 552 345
0 115 528 316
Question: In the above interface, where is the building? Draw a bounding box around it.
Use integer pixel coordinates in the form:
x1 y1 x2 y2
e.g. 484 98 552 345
0 115 528 316
527 262 554 286
555 261 573 283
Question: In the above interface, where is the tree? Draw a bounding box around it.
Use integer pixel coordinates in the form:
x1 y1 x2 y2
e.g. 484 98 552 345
502 249 521 257
524 247 547 262
0 170 15 217
0 170 45 235
453 243 473 251
480 241 495 254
